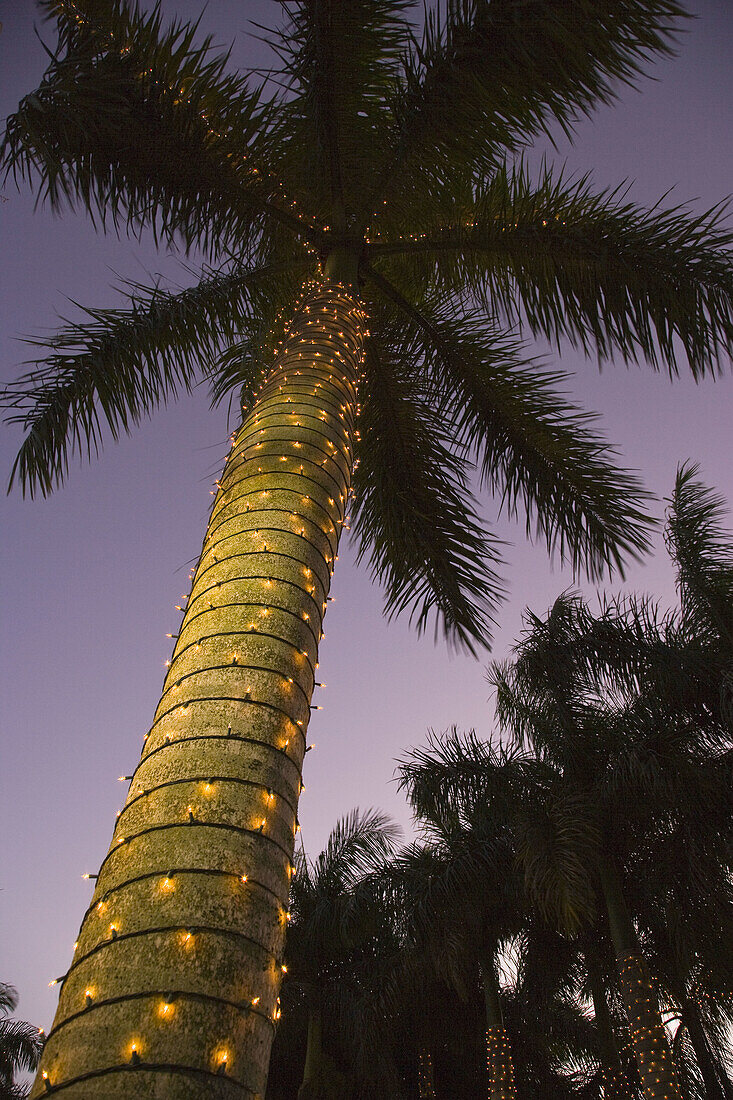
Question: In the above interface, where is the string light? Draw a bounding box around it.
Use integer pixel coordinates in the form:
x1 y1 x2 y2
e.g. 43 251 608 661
485 1028 517 1100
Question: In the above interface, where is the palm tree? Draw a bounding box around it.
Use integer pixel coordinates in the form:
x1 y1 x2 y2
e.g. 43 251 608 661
398 722 695 1100
381 809 525 1099
4 1 733 1094
0 983 44 1100
279 808 401 1099
539 467 733 1099
392 765 630 1100
491 595 731 1099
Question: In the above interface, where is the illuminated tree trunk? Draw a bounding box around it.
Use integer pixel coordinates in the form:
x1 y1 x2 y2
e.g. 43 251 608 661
32 279 365 1099
599 861 683 1100
482 959 516 1100
417 1047 437 1098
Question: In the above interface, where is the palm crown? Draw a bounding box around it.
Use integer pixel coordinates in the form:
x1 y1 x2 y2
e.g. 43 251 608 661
5 0 733 650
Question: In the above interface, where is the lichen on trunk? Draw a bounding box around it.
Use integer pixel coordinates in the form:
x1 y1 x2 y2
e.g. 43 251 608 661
32 281 365 1099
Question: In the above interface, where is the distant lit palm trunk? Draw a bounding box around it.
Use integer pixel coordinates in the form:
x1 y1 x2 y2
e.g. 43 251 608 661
32 281 364 1099
417 1047 437 1098
599 861 683 1100
482 960 517 1100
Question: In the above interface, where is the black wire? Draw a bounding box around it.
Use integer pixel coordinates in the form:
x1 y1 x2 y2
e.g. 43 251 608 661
96 817 295 883
77 865 286 932
54 927 281 1003
146 693 310 745
140 732 304 784
39 1058 256 1095
117 773 297 823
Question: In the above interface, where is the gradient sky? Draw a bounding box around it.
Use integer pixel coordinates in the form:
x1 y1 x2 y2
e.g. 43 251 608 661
1 0 732 1036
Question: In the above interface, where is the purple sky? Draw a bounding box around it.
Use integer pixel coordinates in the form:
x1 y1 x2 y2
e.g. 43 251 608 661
1 0 732 1035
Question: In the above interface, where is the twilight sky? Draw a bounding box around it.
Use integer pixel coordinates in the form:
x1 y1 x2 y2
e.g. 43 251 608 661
1 0 732 1035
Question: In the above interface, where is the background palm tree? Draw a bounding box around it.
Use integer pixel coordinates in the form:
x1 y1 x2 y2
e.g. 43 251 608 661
279 808 401 1100
395 753 642 1100
4 1 733 1094
398 690 729 1100
0 983 43 1100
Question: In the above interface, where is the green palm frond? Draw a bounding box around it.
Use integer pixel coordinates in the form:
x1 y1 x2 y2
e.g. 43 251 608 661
370 286 655 578
398 727 541 825
374 164 733 376
0 988 16 1020
309 808 401 895
514 789 600 935
2 0 288 254
287 809 400 988
490 657 568 750
372 0 685 216
6 0 733 651
0 984 43 1090
0 1019 44 1078
667 462 733 648
2 262 296 497
352 336 505 651
271 0 413 222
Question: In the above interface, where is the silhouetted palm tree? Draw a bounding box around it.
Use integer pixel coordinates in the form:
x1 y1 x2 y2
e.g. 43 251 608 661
395 756 637 1099
490 595 730 1097
5 2 733 1093
282 809 401 1099
0 984 43 1100
399 723 691 1100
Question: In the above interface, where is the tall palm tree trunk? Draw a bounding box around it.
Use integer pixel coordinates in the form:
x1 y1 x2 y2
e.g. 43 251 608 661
585 948 635 1100
482 961 517 1100
297 1005 343 1100
598 861 683 1100
681 997 731 1100
32 280 365 1099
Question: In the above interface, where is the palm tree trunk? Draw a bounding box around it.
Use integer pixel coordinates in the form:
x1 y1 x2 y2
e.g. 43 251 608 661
681 998 730 1100
298 1006 324 1100
585 948 634 1100
598 860 683 1100
32 279 365 1099
417 1047 437 1099
481 959 517 1100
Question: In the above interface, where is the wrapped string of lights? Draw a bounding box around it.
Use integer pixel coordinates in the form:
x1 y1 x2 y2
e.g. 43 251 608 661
485 1027 518 1100
616 953 683 1100
417 1047 437 1098
33 281 366 1097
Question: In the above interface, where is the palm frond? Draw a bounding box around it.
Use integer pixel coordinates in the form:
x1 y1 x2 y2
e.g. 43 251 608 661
2 262 295 496
270 0 413 222
514 789 600 935
371 0 685 215
311 808 401 894
352 334 505 652
372 164 733 377
0 1018 44 1075
2 0 292 255
368 275 655 579
397 727 541 826
667 462 733 648
0 987 17 1020
490 658 568 751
